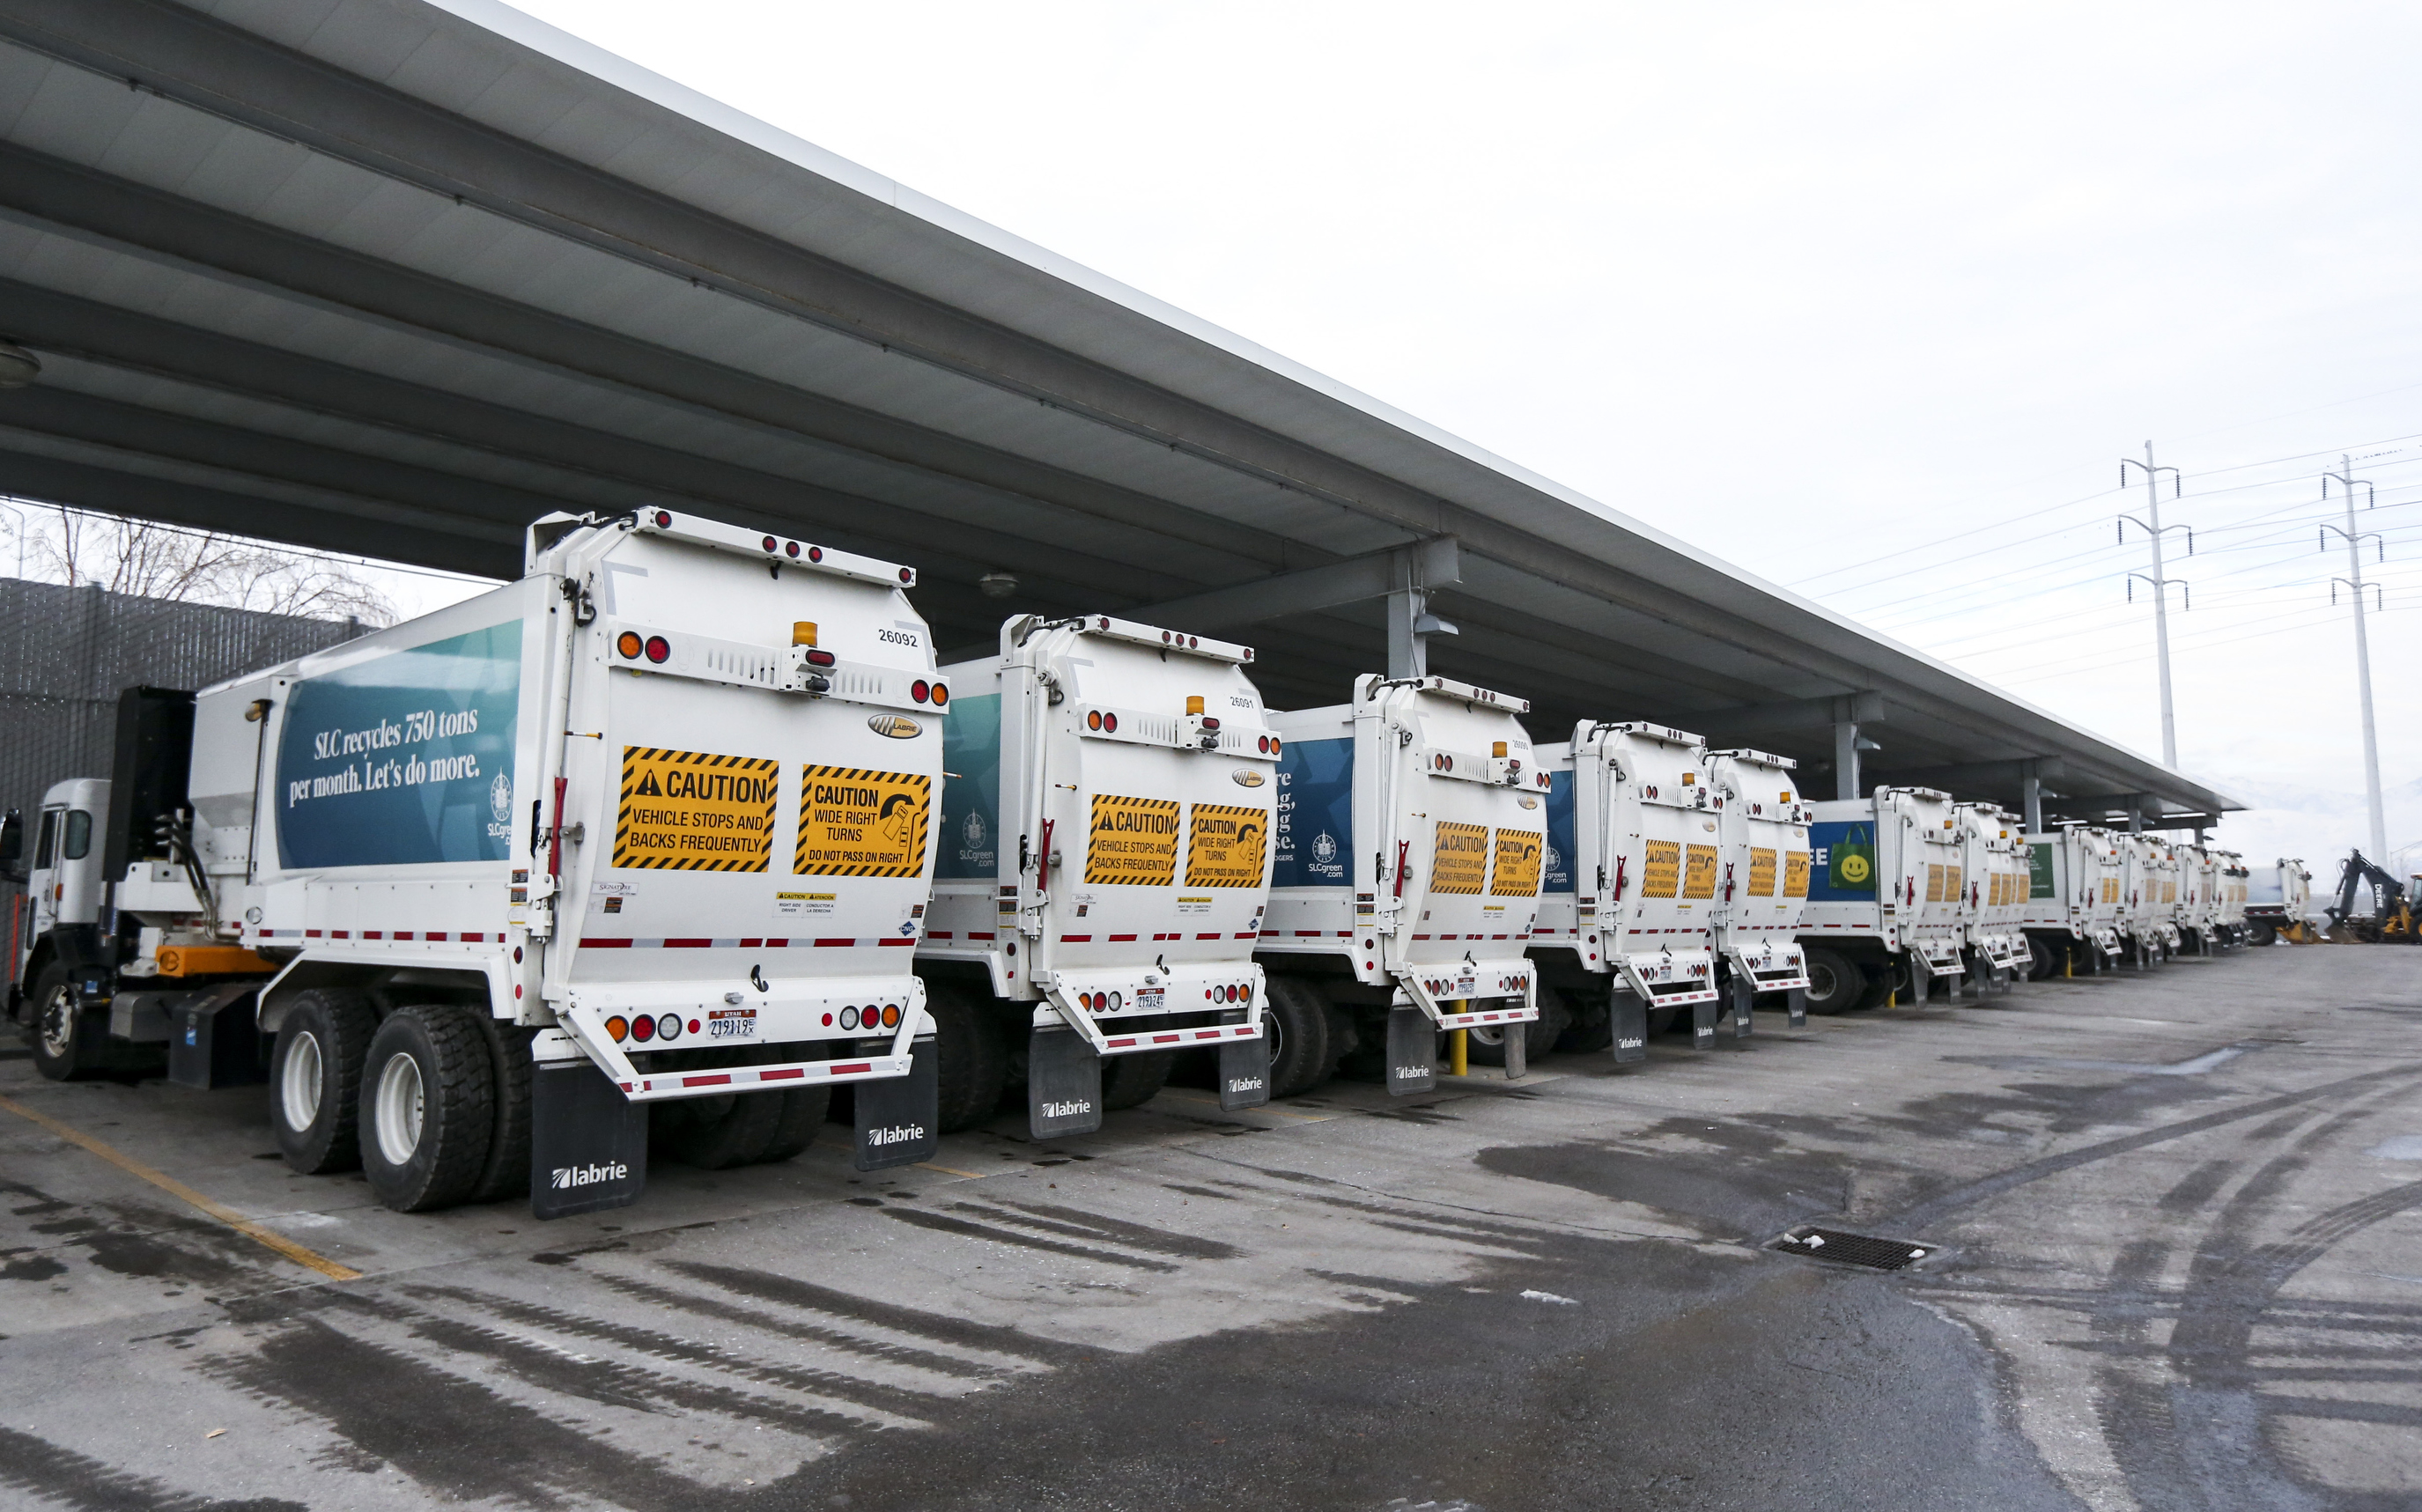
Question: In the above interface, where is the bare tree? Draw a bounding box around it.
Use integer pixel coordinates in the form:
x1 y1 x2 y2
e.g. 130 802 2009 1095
28 506 396 625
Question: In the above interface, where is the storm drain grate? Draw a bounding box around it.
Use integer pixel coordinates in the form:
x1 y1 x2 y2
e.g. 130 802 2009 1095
1772 1226 1933 1270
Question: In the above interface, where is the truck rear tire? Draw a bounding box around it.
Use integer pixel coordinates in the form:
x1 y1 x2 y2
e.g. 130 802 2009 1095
1465 987 1572 1066
654 1088 784 1169
26 963 106 1082
1102 1051 1177 1110
361 1005 497 1213
757 1083 832 1164
1261 976 1334 1098
271 987 380 1174
2025 937 2059 982
927 983 1008 1134
1798 948 1862 1015
1853 961 1903 1011
469 1019 535 1204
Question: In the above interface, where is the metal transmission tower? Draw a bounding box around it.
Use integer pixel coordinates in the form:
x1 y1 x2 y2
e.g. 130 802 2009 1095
2117 441 2191 767
2321 455 2389 861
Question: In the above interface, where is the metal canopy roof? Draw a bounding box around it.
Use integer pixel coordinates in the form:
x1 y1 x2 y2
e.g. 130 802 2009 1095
0 0 2238 826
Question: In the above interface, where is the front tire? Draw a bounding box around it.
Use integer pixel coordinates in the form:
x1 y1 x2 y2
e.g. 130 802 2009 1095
1799 948 1862 1015
270 988 379 1173
26 963 104 1081
360 1005 496 1213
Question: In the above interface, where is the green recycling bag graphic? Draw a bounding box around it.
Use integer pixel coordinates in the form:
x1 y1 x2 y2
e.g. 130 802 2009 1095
1813 822 1877 898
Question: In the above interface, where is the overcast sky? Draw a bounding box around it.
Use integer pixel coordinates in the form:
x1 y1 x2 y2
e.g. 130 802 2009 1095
129 2 2422 874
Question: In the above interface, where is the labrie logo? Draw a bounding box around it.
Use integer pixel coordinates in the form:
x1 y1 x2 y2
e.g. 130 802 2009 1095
550 1162 629 1190
1225 1076 1265 1093
866 1123 927 1146
1617 1036 1646 1050
1042 1099 1093 1117
1395 1066 1432 1081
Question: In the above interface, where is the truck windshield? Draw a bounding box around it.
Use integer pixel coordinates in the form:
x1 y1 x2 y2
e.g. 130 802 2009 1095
62 811 92 861
33 808 56 869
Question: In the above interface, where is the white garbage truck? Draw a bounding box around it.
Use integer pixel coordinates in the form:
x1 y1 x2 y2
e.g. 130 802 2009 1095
1703 748 1815 1026
1530 722 1731 1058
2018 824 2126 977
2245 858 2315 945
2118 833 2182 966
6 509 944 1217
1796 786 1969 1012
2210 849 2250 948
919 614 1275 1139
1259 674 1545 1096
1953 801 2028 992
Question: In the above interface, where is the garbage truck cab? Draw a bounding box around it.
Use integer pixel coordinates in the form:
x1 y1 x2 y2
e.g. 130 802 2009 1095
10 509 946 1217
1530 722 1728 1057
1260 675 1545 1097
921 614 1276 1139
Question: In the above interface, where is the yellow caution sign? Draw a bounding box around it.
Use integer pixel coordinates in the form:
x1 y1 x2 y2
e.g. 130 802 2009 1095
1086 794 1179 886
1641 839 1680 898
616 747 778 872
1682 844 1718 900
1430 821 1488 896
1783 850 1811 898
1747 846 1777 897
794 765 931 878
1926 862 1947 903
1946 865 1964 903
1185 803 1269 888
1491 827 1543 897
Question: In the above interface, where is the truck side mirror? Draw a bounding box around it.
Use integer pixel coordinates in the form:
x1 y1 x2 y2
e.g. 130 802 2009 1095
0 809 22 884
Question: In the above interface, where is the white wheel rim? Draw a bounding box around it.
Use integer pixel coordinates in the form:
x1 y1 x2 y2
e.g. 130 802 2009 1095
373 1051 425 1167
37 984 78 1058
280 1030 325 1133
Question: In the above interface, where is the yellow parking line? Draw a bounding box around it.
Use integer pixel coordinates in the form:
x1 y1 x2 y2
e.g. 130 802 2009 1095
0 1095 362 1282
913 1162 991 1179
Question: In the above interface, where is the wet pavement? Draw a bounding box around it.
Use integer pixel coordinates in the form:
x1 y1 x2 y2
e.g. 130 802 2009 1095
2 944 2417 1510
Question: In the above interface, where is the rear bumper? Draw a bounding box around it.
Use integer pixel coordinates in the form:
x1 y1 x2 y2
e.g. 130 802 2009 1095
1040 963 1266 1056
1614 948 1721 1007
1392 956 1539 1028
1717 937 1809 993
557 973 926 1102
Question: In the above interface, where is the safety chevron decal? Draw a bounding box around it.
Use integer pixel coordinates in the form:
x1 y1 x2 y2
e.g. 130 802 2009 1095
795 765 931 878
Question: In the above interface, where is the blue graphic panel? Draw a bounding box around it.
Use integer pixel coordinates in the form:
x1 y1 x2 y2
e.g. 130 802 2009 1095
276 623 521 868
1273 736 1352 888
937 693 1001 881
1541 767 1575 893
1806 818 1879 902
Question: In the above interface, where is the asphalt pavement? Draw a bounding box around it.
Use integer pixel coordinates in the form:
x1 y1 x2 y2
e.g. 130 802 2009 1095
1 942 2417 1511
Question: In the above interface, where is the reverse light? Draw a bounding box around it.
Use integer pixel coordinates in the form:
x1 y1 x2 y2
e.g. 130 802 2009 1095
656 1013 683 1042
840 1007 860 1030
644 635 671 664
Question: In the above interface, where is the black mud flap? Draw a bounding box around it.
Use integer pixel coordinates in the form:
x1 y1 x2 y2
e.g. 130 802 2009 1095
1730 979 1754 1039
1691 993 1719 1050
1385 1007 1436 1096
1611 991 1647 1065
530 1060 648 1221
857 1036 940 1169
1218 1035 1271 1110
1026 1027 1103 1140
1786 987 1808 1029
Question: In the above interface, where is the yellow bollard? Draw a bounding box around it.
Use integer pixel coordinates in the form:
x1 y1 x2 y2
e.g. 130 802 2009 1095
1449 1001 1468 1076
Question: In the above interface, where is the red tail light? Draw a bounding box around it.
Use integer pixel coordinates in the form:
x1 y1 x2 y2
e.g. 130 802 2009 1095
786 541 801 558
804 649 836 667
644 635 670 663
631 1014 655 1042
912 679 931 703
1102 712 1118 734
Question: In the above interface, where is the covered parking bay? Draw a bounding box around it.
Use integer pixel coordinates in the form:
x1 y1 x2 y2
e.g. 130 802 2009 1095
0 0 2233 825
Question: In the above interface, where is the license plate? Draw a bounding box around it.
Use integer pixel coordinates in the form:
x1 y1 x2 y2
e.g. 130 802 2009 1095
1133 987 1165 1012
706 1008 757 1039
1453 975 1477 998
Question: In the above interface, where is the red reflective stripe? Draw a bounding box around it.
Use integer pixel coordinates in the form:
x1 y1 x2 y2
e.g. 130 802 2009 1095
760 1067 805 1081
1106 1037 1137 1048
424 932 447 941
663 938 713 948
362 931 382 940
968 932 995 940
586 938 633 948
683 1073 732 1088
1234 932 1256 939
1108 933 1137 941
1152 1033 1181 1044
462 933 486 942
331 930 350 939
1060 934 1092 943
739 938 764 948
1293 930 1321 936
877 938 914 946
813 938 854 947
392 932 412 940
765 938 789 947
305 929 322 938
828 1061 873 1075
1195 933 1219 940
928 931 953 940
1194 1029 1222 1040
